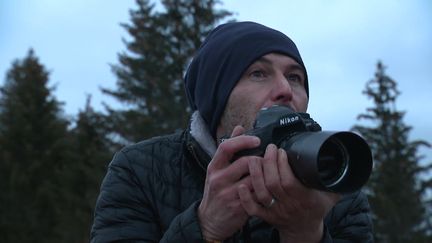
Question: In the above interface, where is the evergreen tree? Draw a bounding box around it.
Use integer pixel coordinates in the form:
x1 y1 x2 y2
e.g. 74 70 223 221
103 0 233 143
0 49 70 243
61 95 114 242
353 61 432 242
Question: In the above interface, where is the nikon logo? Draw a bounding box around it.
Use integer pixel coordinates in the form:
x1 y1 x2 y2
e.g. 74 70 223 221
279 116 299 126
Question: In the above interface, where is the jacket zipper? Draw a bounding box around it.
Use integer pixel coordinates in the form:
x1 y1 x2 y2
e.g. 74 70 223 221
187 143 207 173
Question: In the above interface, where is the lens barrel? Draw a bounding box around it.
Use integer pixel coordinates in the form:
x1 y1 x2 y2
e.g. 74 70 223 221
280 131 373 193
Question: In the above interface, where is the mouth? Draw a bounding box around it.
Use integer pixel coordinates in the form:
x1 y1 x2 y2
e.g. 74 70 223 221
261 104 296 112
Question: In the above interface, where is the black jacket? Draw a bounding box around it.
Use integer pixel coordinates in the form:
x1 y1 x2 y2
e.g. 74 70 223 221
91 129 373 242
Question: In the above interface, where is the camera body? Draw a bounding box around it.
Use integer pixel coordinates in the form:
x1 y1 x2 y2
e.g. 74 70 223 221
237 105 322 156
237 105 373 193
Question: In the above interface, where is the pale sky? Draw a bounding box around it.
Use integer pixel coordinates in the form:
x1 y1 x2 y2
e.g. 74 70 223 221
1 0 431 162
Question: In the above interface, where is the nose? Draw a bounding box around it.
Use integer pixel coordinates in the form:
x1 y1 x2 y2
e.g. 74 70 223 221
270 74 293 105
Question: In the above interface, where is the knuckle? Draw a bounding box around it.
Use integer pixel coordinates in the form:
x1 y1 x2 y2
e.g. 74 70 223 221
206 161 220 175
218 188 231 201
280 175 296 190
280 179 292 190
207 172 224 191
235 156 248 165
265 180 278 190
281 182 293 191
218 140 233 154
257 193 270 204
218 141 229 151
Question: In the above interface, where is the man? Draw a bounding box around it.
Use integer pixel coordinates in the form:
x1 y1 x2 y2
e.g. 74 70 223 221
91 21 373 242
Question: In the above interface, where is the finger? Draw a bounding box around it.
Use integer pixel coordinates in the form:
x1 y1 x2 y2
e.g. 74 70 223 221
207 155 263 189
248 157 274 207
220 155 255 182
238 184 267 218
210 135 260 171
235 175 253 192
262 144 285 198
231 125 246 137
278 148 304 194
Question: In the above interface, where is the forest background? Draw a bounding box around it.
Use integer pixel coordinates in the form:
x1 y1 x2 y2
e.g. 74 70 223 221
0 0 431 242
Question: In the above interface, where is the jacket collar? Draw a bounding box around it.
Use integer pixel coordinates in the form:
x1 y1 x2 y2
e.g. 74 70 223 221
189 111 217 157
184 111 217 171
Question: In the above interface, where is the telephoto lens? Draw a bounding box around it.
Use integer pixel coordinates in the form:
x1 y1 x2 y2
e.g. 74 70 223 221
280 131 373 193
237 105 373 194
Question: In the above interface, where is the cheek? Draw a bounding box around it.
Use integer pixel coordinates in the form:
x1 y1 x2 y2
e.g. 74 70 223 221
224 95 262 130
223 83 274 130
297 97 309 112
294 89 309 112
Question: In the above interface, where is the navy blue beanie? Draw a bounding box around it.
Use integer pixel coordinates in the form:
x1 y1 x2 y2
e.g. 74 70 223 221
184 21 308 137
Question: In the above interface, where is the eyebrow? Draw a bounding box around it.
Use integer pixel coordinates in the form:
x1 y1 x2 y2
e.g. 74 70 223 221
254 56 304 72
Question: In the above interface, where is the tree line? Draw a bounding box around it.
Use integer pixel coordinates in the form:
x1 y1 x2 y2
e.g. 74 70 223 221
0 0 430 242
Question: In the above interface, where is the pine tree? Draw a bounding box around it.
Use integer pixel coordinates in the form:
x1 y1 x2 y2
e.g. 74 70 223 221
103 0 233 143
353 61 432 242
0 49 70 243
61 95 114 242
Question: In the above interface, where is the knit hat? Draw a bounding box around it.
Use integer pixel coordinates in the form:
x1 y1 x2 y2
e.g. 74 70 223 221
184 21 308 137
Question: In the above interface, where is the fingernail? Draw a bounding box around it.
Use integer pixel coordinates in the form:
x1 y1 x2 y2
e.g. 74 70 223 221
253 136 260 146
266 143 275 152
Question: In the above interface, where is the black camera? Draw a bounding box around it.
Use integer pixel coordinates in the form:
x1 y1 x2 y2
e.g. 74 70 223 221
236 105 373 194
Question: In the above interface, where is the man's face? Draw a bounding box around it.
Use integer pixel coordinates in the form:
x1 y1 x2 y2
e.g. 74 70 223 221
216 53 309 139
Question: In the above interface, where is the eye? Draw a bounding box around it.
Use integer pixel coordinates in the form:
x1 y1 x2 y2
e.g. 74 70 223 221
250 70 266 78
287 73 303 85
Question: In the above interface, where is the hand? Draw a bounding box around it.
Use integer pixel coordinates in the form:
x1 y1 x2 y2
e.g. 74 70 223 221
198 126 261 241
237 144 341 243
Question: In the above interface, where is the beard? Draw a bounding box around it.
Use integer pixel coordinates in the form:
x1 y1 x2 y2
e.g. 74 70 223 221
217 101 259 140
